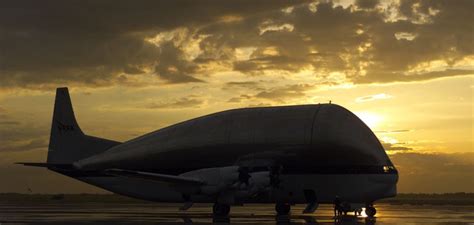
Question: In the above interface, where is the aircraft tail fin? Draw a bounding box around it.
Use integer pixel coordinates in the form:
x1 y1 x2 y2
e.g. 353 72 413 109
47 87 121 164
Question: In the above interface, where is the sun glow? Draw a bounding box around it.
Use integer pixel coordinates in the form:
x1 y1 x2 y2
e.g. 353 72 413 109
354 112 383 129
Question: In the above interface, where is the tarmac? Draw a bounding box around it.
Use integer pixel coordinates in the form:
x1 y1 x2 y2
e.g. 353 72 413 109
0 203 473 224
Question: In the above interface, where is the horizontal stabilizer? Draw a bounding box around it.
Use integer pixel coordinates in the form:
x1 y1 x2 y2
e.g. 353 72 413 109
16 162 74 170
105 169 205 186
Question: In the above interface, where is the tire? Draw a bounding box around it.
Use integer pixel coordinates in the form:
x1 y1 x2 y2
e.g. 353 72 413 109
275 203 291 215
366 206 376 217
341 202 351 215
213 203 230 216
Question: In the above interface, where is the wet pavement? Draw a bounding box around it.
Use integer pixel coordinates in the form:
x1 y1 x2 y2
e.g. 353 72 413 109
0 203 473 224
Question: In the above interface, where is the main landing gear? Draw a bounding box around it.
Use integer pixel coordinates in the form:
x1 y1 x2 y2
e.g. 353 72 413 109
212 203 230 216
365 205 376 217
275 202 291 215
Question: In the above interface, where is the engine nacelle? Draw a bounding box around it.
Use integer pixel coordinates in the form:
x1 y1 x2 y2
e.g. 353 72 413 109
235 171 270 197
180 166 240 195
179 167 272 197
245 171 271 196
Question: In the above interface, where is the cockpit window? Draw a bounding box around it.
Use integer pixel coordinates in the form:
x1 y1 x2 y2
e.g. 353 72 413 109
383 165 397 173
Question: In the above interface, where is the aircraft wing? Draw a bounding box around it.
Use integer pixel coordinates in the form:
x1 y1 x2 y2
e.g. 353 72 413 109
104 169 206 186
17 163 205 186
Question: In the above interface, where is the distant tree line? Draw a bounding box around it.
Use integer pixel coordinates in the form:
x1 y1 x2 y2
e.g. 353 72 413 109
0 193 473 205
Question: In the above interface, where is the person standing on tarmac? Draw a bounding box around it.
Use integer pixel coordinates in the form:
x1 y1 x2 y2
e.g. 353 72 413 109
334 196 341 217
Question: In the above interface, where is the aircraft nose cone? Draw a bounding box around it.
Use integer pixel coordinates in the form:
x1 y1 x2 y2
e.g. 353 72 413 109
368 173 398 184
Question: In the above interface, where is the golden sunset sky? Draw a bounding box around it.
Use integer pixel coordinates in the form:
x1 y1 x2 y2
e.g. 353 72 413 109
0 0 472 193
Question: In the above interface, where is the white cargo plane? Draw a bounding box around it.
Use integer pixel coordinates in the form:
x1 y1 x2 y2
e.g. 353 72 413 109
19 87 398 217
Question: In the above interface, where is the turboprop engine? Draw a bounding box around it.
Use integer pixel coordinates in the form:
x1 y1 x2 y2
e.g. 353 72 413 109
180 166 240 195
234 171 271 196
179 166 271 197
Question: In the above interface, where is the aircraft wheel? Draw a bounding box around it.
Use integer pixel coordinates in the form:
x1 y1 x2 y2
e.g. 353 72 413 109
341 202 351 215
213 203 230 216
365 206 376 217
275 203 291 215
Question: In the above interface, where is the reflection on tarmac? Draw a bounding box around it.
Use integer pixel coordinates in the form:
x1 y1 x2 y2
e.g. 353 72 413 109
0 203 472 224
210 214 376 225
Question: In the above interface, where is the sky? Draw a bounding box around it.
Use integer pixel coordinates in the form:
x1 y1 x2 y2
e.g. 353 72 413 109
0 0 472 194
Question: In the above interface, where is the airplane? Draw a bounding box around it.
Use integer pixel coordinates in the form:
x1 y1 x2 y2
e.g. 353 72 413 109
19 87 398 217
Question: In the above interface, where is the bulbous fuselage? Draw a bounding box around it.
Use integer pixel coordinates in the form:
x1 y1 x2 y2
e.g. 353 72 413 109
72 104 397 204
77 104 394 173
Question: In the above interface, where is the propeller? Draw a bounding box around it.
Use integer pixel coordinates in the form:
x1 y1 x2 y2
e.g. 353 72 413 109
269 164 282 188
238 167 251 186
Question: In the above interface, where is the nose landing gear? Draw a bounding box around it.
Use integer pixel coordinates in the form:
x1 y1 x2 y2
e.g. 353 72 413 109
275 202 291 215
212 203 230 216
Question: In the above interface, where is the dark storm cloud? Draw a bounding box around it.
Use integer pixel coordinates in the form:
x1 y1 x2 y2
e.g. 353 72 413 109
0 32 159 87
358 0 474 82
0 0 307 88
1 0 472 89
197 0 473 83
197 2 374 74
153 42 204 83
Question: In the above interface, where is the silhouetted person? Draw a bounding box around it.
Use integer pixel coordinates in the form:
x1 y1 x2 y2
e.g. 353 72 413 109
238 167 250 186
334 196 341 217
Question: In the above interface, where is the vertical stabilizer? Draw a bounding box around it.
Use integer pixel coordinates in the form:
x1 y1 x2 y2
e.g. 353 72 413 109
47 87 121 164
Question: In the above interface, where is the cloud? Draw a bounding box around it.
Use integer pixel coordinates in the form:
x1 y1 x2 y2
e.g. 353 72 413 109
355 0 379 9
356 93 393 102
356 69 474 84
382 142 413 151
0 106 50 153
152 42 204 83
0 120 49 153
146 96 204 109
0 138 48 153
1 0 473 90
391 152 474 192
198 1 474 84
225 83 315 104
225 81 261 89
0 0 308 88
375 129 411 134
254 84 314 102
0 121 21 125
227 94 253 103
0 107 8 120
248 103 273 108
